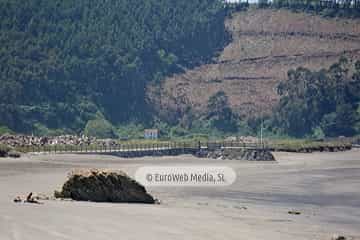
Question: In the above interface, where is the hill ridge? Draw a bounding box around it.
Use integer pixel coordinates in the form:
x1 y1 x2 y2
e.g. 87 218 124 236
148 9 360 122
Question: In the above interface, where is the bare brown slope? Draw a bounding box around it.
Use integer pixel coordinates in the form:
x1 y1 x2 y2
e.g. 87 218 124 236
147 9 360 123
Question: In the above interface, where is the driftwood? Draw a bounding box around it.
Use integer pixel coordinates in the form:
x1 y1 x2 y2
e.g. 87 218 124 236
13 192 44 204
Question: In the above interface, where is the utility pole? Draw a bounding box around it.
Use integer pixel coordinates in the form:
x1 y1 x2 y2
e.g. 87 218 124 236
260 117 263 148
259 96 268 149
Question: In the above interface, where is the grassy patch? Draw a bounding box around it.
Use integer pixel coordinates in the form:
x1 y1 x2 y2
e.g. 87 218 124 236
268 139 352 152
0 126 13 135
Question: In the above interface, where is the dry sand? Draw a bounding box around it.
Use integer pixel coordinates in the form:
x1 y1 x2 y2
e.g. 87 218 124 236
0 149 360 240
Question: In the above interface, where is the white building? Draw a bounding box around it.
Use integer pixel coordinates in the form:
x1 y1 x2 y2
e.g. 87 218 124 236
144 129 159 139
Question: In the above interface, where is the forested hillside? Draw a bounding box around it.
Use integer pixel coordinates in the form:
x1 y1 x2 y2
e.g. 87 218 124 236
1 0 360 138
0 0 229 134
150 7 360 138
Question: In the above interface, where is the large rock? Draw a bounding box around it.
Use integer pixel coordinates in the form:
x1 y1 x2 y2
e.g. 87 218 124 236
55 169 155 203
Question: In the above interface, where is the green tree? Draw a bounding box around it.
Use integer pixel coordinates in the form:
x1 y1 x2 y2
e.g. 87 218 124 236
320 104 358 137
274 58 360 137
0 0 230 134
206 91 238 132
83 119 117 139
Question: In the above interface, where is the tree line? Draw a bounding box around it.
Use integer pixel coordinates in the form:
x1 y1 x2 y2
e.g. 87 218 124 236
270 57 360 138
226 0 360 17
265 0 360 9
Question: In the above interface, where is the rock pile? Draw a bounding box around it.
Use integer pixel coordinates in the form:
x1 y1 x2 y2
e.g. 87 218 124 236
237 136 261 144
197 148 275 161
238 149 275 161
0 134 118 147
55 169 156 204
225 136 262 144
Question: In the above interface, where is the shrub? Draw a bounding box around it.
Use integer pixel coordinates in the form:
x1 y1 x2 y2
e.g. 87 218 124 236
83 119 117 139
0 125 13 135
170 125 187 138
117 123 145 139
0 144 11 157
321 8 338 18
206 91 238 133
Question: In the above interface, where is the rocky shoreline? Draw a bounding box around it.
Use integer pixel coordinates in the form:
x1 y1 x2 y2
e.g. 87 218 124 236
268 144 352 153
0 134 116 147
196 148 276 161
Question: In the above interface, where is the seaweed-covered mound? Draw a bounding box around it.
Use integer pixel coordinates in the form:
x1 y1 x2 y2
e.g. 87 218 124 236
55 169 155 204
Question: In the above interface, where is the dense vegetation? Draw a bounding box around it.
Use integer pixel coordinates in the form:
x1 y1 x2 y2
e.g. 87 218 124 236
258 0 360 17
1 0 359 139
270 58 360 138
205 91 238 132
0 0 229 135
83 119 117 139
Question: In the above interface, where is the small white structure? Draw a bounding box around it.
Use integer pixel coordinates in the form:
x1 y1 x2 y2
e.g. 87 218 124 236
144 129 159 139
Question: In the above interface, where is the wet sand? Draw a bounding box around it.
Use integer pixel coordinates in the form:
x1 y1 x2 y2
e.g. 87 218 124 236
0 150 360 240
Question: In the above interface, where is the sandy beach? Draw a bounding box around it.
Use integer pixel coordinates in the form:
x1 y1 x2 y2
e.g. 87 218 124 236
1 150 360 240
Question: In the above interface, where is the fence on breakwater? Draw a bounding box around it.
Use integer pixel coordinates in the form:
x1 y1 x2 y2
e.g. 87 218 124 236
16 140 263 155
13 138 353 155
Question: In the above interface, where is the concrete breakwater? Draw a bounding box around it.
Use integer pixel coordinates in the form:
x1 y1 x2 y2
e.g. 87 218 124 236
106 147 275 161
1 134 353 160
102 148 199 158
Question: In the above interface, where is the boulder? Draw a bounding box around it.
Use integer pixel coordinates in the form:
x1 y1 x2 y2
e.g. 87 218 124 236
55 169 155 204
